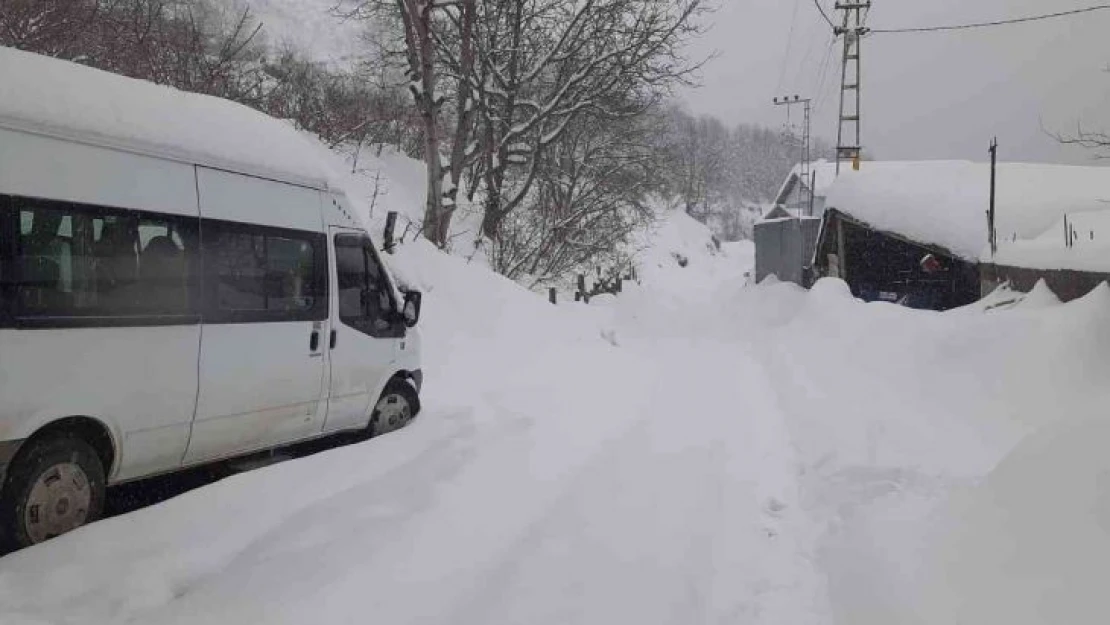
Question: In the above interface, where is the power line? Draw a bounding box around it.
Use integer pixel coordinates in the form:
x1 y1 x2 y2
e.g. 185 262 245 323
776 0 803 94
790 16 824 90
812 35 838 114
812 0 835 30
870 3 1110 34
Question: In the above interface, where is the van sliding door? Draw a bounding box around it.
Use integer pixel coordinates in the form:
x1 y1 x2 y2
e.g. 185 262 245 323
186 168 330 464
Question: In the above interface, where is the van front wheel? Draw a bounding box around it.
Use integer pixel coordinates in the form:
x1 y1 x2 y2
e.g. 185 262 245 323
0 436 106 550
369 380 420 437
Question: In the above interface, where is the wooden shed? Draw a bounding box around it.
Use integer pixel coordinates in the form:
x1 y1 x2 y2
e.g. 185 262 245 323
813 160 1110 310
814 209 980 309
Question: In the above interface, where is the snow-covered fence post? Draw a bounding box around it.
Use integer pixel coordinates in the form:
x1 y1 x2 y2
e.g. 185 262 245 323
384 211 398 253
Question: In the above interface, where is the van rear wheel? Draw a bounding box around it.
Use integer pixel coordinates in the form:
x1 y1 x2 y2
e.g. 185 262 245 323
369 380 420 437
0 435 106 550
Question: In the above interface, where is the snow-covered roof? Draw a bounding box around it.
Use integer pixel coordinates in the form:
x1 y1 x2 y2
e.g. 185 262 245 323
992 208 1110 272
772 159 839 207
0 47 336 190
824 160 1110 260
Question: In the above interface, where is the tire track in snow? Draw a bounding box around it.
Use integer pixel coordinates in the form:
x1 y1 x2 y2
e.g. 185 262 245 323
440 341 827 625
703 348 830 625
143 344 676 625
442 346 733 625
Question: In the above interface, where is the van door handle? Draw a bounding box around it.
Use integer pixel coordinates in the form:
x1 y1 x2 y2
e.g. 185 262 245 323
310 330 320 352
329 329 337 350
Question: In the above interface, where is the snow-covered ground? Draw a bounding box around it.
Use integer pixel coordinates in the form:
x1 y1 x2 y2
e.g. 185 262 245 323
2 150 1109 623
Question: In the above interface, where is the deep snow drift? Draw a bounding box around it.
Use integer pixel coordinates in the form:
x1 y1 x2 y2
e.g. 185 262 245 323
1 161 1108 623
759 277 1110 625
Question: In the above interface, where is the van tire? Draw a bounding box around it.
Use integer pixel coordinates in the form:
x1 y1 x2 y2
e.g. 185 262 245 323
369 380 420 437
0 435 106 551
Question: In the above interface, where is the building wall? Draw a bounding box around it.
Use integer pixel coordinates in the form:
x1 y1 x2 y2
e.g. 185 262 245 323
814 211 980 310
754 217 821 285
981 264 1110 302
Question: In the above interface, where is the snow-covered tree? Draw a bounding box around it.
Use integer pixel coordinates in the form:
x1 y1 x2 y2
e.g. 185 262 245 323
462 0 707 241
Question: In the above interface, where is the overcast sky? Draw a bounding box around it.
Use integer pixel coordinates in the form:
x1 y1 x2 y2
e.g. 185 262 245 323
683 0 1110 165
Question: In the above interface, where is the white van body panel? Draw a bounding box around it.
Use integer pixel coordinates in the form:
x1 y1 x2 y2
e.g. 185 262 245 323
0 326 200 482
187 321 329 463
0 128 198 217
195 167 325 230
395 326 423 379
0 132 202 482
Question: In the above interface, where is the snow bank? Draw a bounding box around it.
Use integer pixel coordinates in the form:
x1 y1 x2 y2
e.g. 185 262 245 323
0 47 337 189
825 160 1110 260
916 413 1110 625
754 280 1110 625
636 207 730 284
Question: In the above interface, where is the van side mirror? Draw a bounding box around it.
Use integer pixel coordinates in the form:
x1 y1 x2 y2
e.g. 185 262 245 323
401 290 422 328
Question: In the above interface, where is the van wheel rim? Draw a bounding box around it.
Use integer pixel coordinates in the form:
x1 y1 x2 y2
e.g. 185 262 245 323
24 462 93 544
374 394 412 434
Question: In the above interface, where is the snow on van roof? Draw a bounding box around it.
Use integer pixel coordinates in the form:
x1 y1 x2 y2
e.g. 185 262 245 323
0 47 337 190
824 160 1110 260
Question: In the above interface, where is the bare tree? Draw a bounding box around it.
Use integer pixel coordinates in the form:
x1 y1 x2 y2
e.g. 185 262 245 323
1055 123 1110 158
490 111 655 285
343 0 476 247
437 0 478 246
394 0 450 246
463 0 708 241
343 0 707 257
1050 64 1110 159
0 0 269 104
0 0 104 59
649 105 837 241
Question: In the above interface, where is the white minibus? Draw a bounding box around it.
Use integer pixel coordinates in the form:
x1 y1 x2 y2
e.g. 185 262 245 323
0 48 423 549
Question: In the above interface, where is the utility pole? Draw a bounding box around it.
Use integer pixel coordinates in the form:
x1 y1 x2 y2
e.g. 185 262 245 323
773 95 813 215
988 138 998 256
834 2 870 174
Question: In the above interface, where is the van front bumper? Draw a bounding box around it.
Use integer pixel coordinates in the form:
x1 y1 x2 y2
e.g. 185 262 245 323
0 439 24 485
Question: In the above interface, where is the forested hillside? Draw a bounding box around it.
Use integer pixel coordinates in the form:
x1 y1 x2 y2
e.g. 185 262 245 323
0 0 819 278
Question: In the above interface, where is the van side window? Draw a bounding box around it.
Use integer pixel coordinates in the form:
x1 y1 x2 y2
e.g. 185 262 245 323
11 198 198 323
335 234 399 337
203 221 326 322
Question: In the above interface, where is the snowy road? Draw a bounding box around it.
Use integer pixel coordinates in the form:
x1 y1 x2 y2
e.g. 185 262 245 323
4 214 1107 625
0 232 834 624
